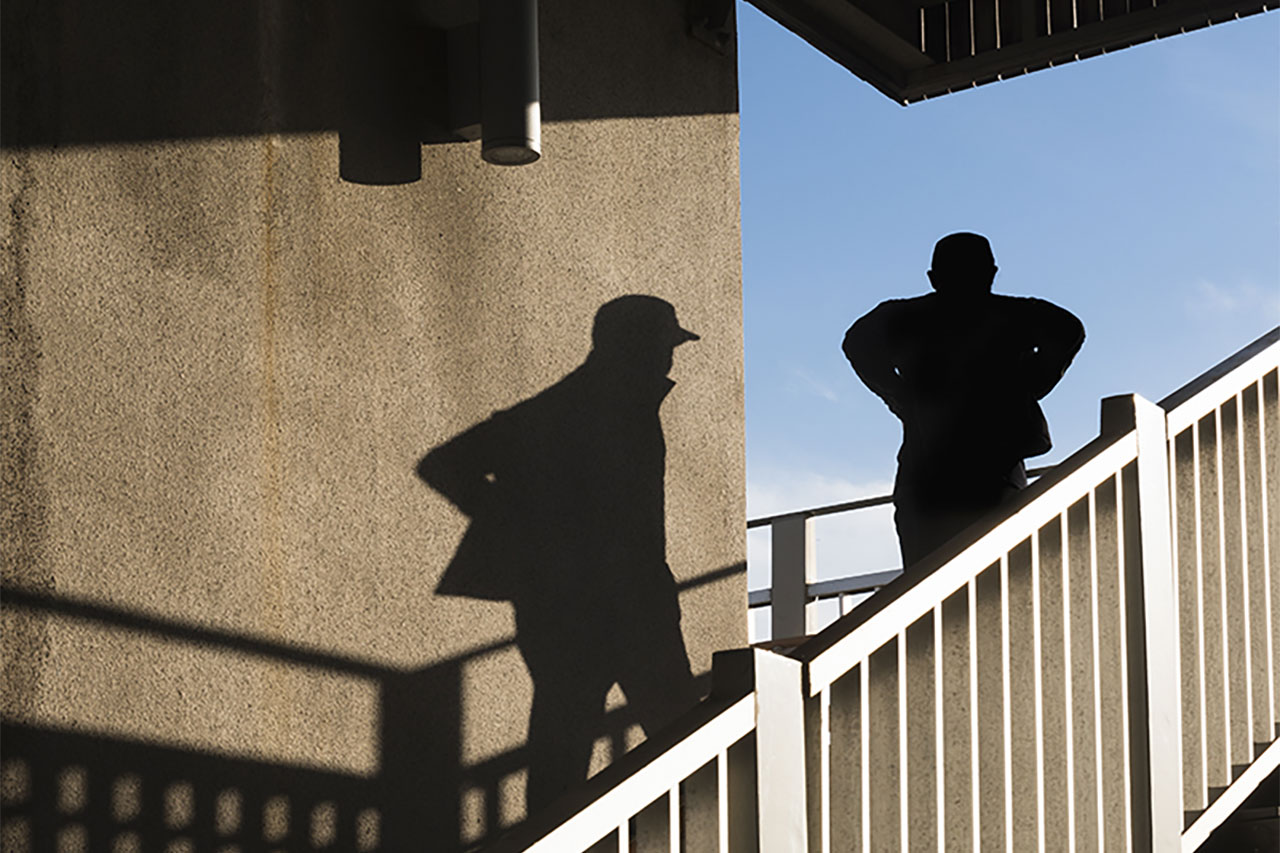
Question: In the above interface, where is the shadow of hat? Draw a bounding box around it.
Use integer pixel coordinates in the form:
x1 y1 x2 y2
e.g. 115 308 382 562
592 295 700 350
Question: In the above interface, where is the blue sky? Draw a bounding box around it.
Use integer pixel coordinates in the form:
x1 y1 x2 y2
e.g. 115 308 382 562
738 6 1280 590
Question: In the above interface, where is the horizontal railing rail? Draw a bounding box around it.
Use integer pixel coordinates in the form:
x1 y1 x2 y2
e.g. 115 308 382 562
746 466 1052 531
747 467 1051 640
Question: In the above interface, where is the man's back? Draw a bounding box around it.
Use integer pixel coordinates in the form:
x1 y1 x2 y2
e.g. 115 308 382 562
846 291 1083 475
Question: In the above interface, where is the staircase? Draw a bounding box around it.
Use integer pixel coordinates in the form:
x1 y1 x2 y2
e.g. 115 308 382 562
487 327 1280 853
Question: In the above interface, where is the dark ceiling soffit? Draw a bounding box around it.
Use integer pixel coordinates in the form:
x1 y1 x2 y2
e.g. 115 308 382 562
749 0 1275 103
747 0 928 97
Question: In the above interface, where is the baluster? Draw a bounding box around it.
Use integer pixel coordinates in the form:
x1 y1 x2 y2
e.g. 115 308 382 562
772 514 815 641
1242 382 1275 749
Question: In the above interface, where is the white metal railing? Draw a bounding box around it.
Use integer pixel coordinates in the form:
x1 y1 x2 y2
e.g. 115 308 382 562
487 327 1279 853
484 654 761 853
747 467 1050 641
1163 329 1280 851
786 326 1279 853
791 402 1163 851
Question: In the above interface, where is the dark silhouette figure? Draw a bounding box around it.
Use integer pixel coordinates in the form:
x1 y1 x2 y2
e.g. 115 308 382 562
418 295 701 814
843 233 1085 568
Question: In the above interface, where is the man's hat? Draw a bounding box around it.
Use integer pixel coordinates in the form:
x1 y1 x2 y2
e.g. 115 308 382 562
592 295 700 350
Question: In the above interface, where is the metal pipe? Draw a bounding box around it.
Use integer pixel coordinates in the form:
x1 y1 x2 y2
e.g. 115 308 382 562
480 0 540 165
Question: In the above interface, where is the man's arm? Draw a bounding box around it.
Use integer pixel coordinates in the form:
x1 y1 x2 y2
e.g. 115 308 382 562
1021 300 1085 400
843 303 907 419
417 414 509 518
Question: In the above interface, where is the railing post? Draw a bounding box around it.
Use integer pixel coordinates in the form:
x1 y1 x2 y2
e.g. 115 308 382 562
772 514 815 640
1104 393 1182 852
753 648 809 853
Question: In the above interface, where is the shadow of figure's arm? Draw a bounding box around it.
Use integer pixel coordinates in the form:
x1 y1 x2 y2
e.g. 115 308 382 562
417 416 506 519
843 304 907 419
1021 300 1086 400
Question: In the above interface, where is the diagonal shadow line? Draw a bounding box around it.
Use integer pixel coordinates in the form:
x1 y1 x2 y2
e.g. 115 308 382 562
1 560 743 678
1 585 399 678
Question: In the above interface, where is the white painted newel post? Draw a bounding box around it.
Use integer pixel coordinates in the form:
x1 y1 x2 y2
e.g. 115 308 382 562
753 648 809 853
1103 393 1183 852
772 514 815 640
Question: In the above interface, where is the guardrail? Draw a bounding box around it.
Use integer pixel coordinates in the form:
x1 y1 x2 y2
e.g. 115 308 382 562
789 327 1278 852
1162 329 1280 850
484 655 762 853
747 469 1049 641
488 326 1278 853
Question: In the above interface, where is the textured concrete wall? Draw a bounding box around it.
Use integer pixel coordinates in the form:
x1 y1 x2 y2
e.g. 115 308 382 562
1 1 742 848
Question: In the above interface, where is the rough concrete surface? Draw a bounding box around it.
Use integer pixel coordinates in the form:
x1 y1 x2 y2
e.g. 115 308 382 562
1 0 743 848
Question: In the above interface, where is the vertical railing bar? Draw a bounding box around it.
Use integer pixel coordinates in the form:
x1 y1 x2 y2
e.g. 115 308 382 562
717 748 729 853
1234 392 1256 754
944 1 953 61
1193 412 1210 799
822 686 831 853
1256 379 1277 735
899 629 909 852
771 515 814 642
1089 488 1107 852
935 605 946 853
618 819 630 853
1000 553 1014 853
920 6 927 52
1130 393 1184 848
969 578 981 853
1031 528 1048 853
861 660 871 853
1062 511 1078 852
1168 421 1188 822
1216 404 1233 770
669 783 680 853
1117 462 1135 850
969 0 977 55
994 0 1003 48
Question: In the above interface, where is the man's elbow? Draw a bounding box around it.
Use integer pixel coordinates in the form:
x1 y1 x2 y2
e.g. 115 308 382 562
416 454 438 487
842 324 869 369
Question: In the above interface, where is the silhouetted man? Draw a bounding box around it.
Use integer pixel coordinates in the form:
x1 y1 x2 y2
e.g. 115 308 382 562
418 295 700 814
843 233 1084 568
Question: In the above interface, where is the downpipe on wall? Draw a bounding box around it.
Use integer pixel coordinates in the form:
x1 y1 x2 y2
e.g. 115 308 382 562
480 0 541 165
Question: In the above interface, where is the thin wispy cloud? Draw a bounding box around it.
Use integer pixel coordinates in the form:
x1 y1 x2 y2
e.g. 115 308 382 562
1187 279 1280 318
788 368 839 402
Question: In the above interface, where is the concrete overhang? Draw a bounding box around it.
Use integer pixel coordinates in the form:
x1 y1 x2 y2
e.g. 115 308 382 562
747 0 1275 102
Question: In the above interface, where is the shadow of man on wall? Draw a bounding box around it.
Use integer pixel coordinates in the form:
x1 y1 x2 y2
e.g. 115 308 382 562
417 295 702 815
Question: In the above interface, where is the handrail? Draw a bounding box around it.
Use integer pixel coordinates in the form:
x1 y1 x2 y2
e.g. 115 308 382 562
745 466 1052 529
746 467 1053 638
486 683 757 853
747 569 903 608
482 327 1279 853
797 428 1139 689
1159 326 1279 416
783 326 1279 852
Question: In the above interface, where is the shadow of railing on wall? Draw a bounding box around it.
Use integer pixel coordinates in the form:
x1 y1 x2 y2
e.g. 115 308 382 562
1 562 738 853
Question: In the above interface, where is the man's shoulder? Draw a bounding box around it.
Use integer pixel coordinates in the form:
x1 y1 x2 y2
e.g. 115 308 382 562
992 293 1082 322
861 294 933 319
991 292 1069 311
